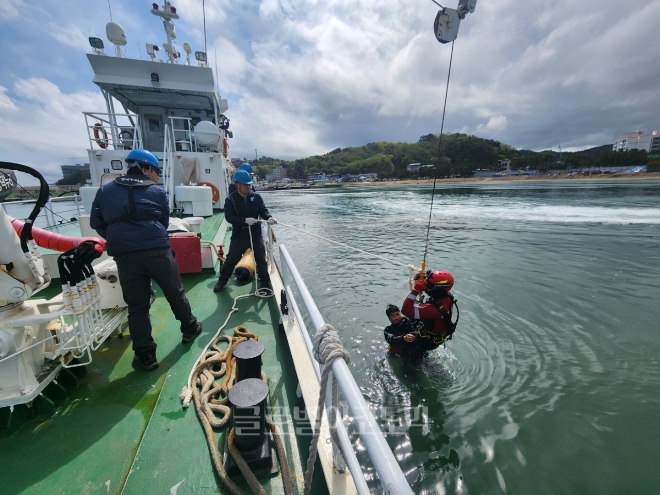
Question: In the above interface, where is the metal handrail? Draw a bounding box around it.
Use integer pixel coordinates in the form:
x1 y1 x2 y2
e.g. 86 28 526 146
278 245 414 495
2 195 83 228
163 123 175 211
83 112 142 150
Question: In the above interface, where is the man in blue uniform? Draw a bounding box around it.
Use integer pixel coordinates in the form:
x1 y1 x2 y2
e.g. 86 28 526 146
213 170 276 292
227 162 255 195
90 149 202 371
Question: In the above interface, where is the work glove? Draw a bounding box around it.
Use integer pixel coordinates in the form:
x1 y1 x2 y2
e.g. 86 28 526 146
413 279 427 293
267 217 277 225
245 217 259 226
73 241 103 266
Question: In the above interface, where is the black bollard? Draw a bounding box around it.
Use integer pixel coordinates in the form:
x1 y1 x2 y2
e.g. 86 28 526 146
223 378 278 479
233 340 265 383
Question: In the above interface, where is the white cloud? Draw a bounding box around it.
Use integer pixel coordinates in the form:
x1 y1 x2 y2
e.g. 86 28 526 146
0 78 105 182
478 115 508 133
0 0 23 19
3 0 660 166
0 85 17 111
49 24 92 52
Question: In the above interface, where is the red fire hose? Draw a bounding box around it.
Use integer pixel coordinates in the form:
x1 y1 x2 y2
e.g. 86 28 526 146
8 216 105 256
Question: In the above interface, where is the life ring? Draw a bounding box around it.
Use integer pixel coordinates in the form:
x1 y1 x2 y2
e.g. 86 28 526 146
199 181 220 203
222 137 229 157
93 123 108 149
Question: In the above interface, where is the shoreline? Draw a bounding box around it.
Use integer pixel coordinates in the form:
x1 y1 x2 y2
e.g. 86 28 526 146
344 171 660 187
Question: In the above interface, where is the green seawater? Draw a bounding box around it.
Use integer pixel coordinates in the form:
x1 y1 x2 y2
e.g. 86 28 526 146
266 180 660 495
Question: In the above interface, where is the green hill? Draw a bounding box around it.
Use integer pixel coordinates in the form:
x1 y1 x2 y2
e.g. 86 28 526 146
252 134 645 179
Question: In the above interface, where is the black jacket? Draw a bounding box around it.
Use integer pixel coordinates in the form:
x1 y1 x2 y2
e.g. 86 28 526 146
224 190 272 241
90 170 169 256
384 316 426 359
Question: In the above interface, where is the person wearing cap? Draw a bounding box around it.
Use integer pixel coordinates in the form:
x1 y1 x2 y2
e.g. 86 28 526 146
214 169 276 292
383 304 426 360
90 149 202 371
227 162 256 194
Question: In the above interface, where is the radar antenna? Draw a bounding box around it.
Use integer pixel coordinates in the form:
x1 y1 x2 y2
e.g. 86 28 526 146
151 1 181 63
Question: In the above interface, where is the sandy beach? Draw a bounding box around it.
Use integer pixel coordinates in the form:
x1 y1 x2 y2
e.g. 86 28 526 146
344 171 660 187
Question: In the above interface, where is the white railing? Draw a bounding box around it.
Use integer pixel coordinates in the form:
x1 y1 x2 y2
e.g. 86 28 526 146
83 112 143 151
277 245 414 495
162 123 175 211
2 195 83 228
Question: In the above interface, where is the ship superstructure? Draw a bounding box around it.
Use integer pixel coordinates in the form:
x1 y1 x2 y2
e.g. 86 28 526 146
80 1 233 217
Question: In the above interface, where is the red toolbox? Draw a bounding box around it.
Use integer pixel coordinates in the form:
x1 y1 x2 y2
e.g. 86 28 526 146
169 232 202 273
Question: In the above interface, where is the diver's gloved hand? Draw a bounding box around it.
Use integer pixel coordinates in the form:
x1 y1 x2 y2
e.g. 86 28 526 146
413 279 427 293
267 217 277 225
245 217 259 226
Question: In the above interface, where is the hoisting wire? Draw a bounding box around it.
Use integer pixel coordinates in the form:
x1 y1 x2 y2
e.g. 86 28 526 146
422 40 455 271
275 221 416 271
274 221 419 289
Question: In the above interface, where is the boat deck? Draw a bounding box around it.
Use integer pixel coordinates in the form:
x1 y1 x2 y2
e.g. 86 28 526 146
0 214 328 495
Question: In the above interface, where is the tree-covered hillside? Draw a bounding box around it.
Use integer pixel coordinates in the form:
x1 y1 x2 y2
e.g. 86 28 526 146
250 134 647 179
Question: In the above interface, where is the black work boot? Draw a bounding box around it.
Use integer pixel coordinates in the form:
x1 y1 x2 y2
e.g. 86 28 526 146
132 352 159 371
213 279 227 292
260 279 272 290
181 322 203 344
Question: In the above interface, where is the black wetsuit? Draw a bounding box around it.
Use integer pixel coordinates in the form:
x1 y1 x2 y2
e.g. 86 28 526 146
384 316 426 360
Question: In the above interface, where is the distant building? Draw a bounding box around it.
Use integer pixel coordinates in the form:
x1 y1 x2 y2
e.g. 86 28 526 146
308 172 326 182
60 164 90 183
498 160 511 173
613 131 660 152
266 165 287 181
474 169 494 177
407 163 422 172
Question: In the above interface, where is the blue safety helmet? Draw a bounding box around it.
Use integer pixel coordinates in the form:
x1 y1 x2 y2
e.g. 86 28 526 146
238 163 253 174
233 169 253 185
126 149 160 170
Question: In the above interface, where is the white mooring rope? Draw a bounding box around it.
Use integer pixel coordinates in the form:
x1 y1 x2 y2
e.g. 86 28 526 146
302 324 351 495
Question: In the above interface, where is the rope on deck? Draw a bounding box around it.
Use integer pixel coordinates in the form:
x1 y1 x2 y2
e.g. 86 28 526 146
303 324 351 495
181 225 274 409
189 326 293 495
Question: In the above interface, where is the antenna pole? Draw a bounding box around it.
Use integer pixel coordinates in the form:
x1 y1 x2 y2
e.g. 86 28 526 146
107 0 113 21
203 0 208 55
214 47 219 93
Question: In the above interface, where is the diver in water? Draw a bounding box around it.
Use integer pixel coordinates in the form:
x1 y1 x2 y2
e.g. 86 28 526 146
383 304 427 360
401 270 458 349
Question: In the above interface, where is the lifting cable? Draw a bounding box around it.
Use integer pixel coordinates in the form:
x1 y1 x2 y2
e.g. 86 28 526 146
422 40 455 270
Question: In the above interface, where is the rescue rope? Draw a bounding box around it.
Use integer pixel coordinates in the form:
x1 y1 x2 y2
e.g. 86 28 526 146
187 327 293 495
275 221 416 271
302 324 350 495
423 40 455 269
181 223 274 408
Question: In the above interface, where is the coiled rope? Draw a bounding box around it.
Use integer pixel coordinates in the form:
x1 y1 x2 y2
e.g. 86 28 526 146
302 324 351 495
187 326 293 495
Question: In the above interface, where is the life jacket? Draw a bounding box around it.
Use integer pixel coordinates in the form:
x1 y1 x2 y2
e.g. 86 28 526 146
106 176 160 224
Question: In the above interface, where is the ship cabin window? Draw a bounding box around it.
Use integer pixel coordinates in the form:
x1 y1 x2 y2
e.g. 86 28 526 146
111 160 123 171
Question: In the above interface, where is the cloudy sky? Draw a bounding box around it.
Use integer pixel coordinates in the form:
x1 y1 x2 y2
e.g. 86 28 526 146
1 0 660 183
